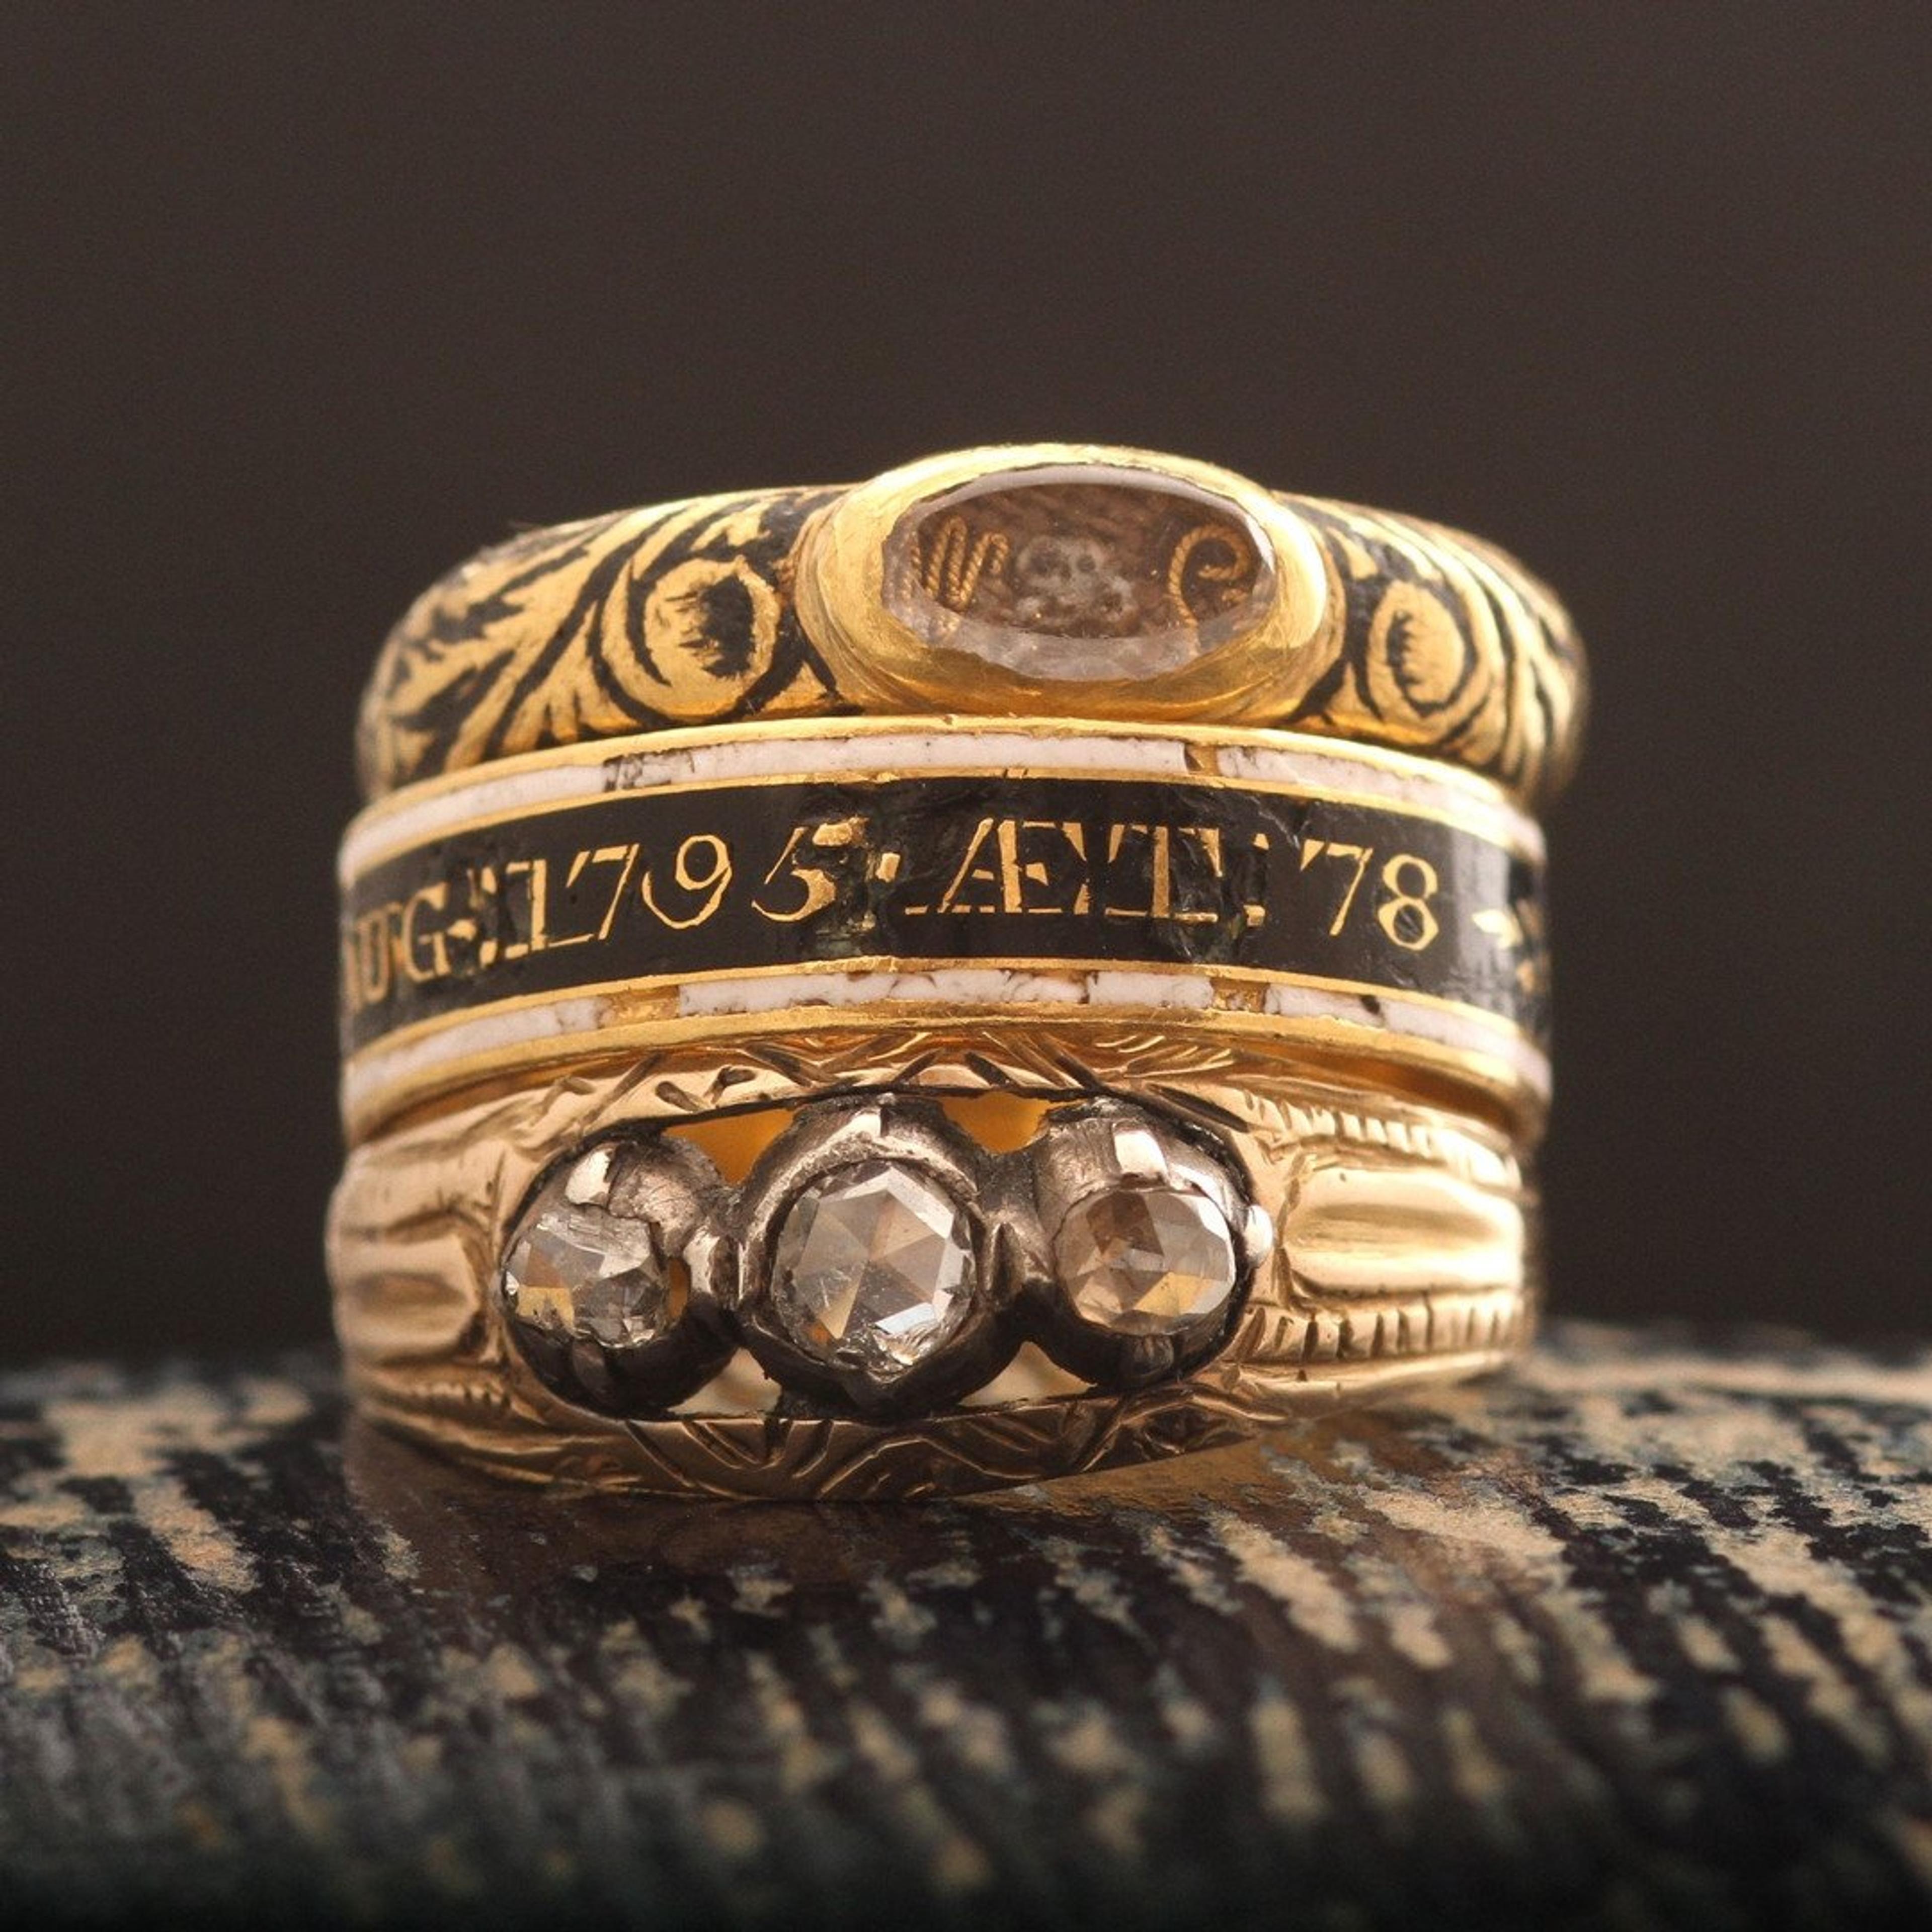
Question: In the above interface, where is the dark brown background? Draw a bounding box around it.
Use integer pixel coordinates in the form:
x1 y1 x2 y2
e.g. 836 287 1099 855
4 6 1925 1362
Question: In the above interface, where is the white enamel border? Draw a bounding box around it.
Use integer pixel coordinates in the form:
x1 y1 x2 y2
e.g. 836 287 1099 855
340 719 1543 882
340 966 1549 1133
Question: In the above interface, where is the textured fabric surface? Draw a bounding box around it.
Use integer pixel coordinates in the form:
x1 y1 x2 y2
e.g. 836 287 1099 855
2 1323 1928 1930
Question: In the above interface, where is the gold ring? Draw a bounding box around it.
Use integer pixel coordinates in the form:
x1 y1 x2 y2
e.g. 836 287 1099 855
329 443 1584 1498
358 442 1585 806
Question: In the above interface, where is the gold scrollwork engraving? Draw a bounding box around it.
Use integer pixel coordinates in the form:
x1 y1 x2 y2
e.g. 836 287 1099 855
354 449 1583 808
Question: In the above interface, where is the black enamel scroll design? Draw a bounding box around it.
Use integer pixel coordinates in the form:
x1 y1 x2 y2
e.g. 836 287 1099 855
1278 496 1587 807
356 487 850 798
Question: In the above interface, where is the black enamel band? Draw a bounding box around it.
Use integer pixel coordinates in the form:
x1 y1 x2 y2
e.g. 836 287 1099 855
341 766 1549 1058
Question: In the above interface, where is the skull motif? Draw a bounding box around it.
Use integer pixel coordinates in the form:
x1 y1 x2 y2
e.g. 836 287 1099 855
1010 534 1138 636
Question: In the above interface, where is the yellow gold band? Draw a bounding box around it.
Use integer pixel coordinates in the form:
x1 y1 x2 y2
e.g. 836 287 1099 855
331 444 1581 1497
329 1030 1535 1499
356 444 1585 809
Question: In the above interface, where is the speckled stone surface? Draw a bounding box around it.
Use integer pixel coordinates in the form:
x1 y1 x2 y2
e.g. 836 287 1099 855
2 1322 1929 1930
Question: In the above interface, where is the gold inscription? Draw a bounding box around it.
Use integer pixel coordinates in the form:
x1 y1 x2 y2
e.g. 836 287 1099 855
343 801 1490 1027
1298 838 1443 951
641 834 733 930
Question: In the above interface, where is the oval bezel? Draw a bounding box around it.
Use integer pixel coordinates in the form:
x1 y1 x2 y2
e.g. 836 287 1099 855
794 443 1336 723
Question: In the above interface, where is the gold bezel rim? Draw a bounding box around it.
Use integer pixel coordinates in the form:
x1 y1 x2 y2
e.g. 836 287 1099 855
792 442 1340 726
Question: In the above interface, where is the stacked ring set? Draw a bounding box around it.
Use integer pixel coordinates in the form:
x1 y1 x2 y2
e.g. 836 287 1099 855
329 445 1586 1498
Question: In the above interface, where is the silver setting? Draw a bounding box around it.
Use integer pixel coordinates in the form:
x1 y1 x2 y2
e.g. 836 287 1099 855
768 1161 975 1374
1024 1100 1271 1386
499 1134 730 1412
725 1097 1020 1419
494 1092 1271 1423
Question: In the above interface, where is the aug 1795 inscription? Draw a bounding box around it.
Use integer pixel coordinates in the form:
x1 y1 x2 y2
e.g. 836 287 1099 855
340 770 1549 1057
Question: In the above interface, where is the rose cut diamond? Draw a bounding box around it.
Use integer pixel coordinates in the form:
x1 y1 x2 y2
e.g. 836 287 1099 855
768 1159 975 1376
502 1157 684 1353
1055 1182 1239 1335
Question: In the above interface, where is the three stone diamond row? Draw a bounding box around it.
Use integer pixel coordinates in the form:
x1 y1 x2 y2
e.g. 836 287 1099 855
499 1094 1273 1421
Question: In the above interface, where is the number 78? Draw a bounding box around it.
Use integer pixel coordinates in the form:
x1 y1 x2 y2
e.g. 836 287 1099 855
1299 839 1440 950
